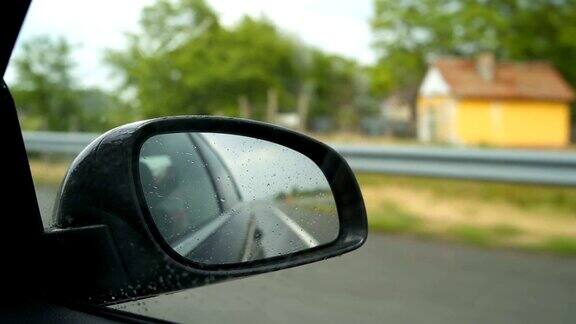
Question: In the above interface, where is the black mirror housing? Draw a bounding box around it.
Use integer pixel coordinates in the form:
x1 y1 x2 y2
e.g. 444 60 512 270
48 116 367 305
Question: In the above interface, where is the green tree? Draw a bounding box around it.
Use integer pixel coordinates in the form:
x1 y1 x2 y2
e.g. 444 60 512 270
107 0 371 130
12 36 82 131
12 35 132 131
371 0 576 94
308 51 375 130
107 0 301 120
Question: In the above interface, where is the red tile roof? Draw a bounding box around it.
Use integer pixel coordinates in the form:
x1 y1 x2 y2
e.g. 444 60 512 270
434 58 574 102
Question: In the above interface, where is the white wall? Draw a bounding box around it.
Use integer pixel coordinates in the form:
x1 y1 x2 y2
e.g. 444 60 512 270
417 67 453 143
419 67 450 97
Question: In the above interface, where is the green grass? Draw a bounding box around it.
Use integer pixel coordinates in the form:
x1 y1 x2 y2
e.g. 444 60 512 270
489 224 523 237
446 224 523 247
447 225 495 246
369 205 530 250
542 237 576 255
359 173 576 255
294 200 338 216
357 173 576 216
368 201 421 233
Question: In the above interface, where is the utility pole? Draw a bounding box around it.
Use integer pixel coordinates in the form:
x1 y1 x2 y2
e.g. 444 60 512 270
238 95 251 119
297 81 313 131
266 88 278 124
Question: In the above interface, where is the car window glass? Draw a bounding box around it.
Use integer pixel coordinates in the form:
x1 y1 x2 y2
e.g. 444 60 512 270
8 0 576 322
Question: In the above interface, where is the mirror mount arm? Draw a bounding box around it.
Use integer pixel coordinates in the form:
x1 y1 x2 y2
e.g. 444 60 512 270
39 225 131 304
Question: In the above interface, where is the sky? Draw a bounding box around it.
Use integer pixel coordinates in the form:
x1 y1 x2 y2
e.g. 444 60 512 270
204 133 333 200
5 0 374 88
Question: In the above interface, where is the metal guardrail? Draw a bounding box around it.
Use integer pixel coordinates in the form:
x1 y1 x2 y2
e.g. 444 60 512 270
22 131 576 186
23 131 100 155
335 145 576 186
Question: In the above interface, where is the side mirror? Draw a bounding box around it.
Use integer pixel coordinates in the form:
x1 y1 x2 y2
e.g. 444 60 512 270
47 117 367 304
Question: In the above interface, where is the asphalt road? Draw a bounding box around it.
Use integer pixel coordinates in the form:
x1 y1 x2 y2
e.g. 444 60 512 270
36 185 576 323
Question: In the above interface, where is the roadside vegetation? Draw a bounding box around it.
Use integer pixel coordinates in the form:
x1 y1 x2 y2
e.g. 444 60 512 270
28 158 71 186
358 173 576 256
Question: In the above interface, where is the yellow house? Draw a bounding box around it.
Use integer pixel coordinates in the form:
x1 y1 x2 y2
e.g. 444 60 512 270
417 55 574 147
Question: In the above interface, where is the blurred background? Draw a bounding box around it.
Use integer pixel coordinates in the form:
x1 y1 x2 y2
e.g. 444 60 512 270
6 0 576 322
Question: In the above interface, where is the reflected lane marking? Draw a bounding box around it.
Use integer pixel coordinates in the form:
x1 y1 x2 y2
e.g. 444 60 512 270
172 208 237 256
271 206 319 248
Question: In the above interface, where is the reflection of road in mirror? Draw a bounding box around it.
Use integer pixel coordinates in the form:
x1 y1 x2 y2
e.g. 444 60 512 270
139 132 339 265
174 195 339 265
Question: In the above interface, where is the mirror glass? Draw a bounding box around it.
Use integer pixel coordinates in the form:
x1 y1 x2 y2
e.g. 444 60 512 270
138 132 339 265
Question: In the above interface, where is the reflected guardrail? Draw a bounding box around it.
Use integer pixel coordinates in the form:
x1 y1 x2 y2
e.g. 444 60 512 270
23 131 576 186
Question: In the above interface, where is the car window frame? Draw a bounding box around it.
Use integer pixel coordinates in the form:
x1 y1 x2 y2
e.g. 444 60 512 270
190 133 243 208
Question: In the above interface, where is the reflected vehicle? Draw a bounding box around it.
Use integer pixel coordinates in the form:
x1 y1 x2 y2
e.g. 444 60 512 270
139 132 340 265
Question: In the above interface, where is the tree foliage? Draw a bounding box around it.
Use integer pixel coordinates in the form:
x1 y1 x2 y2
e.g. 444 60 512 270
11 36 127 131
11 36 82 131
371 0 576 95
107 0 371 128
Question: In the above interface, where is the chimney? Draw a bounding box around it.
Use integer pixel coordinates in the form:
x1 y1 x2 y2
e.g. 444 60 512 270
476 53 495 82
